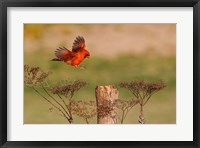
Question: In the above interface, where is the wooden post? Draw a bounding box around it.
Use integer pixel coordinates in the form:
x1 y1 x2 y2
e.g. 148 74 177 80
95 85 119 124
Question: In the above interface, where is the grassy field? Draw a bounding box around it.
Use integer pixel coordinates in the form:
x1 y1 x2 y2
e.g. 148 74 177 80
24 50 176 124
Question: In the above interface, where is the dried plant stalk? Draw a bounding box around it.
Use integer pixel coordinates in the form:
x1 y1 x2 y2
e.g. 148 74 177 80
114 99 139 124
25 65 167 124
119 80 166 124
24 65 88 124
71 100 97 124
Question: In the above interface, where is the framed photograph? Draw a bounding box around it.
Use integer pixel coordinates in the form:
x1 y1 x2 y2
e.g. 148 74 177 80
0 0 199 147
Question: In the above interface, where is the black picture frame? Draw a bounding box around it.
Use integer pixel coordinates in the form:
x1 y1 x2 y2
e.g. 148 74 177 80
0 0 199 147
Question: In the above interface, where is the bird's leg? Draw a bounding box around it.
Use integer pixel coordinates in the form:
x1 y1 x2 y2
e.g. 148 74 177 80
74 65 85 70
79 66 85 70
74 65 79 68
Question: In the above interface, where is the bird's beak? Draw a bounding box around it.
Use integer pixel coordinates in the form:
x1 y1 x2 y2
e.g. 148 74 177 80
87 56 90 59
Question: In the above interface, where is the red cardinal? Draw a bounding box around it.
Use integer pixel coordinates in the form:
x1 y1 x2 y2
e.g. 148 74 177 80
52 36 90 67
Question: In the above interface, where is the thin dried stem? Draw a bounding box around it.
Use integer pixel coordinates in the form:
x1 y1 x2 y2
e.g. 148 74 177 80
119 80 166 124
115 99 138 124
24 65 88 124
32 87 71 123
42 86 72 123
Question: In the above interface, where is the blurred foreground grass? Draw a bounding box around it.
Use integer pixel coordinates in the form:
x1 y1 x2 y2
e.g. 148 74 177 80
24 50 176 124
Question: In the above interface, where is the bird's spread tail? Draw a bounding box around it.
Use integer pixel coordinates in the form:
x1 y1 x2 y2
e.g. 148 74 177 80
51 58 62 61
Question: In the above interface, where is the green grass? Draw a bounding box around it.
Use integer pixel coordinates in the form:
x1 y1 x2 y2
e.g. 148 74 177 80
24 50 176 124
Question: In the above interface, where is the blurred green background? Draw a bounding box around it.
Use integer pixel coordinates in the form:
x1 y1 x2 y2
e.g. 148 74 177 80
24 24 176 124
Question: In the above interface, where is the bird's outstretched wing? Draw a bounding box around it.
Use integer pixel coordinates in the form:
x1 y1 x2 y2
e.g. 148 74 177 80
72 36 85 52
54 47 71 61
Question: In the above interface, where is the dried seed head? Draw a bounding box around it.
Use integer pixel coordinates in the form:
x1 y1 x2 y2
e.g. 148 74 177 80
24 65 51 86
119 80 166 98
114 99 139 110
48 80 87 96
70 100 97 123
